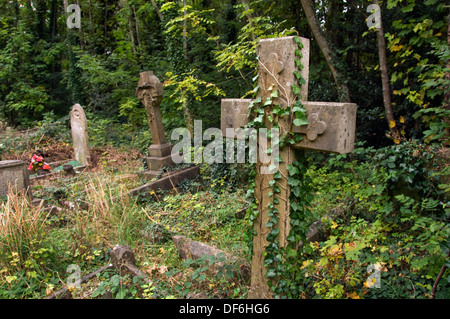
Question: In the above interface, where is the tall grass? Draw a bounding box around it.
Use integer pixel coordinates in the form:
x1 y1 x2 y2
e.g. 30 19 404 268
82 174 142 246
0 189 47 268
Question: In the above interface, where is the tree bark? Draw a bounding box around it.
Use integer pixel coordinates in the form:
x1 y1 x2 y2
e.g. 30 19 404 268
444 10 450 146
49 0 58 38
299 0 351 103
241 0 256 42
63 0 84 105
133 6 142 52
151 0 163 21
182 0 188 59
373 0 398 139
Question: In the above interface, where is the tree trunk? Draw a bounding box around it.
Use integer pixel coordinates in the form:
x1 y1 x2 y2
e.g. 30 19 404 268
126 1 136 55
445 10 450 112
151 0 163 21
182 0 188 60
133 6 142 52
104 1 108 54
373 0 398 140
444 10 450 146
299 0 351 103
242 0 256 41
49 0 58 38
63 0 84 105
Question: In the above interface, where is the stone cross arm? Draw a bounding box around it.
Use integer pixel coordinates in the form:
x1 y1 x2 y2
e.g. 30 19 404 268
221 99 357 154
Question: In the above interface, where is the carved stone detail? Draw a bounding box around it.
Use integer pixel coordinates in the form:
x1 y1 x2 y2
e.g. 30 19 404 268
305 112 327 141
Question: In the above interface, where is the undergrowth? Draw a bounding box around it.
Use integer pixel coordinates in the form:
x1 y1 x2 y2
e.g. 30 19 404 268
0 118 448 299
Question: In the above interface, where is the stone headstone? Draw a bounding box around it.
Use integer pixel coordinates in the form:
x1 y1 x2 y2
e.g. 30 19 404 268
110 245 147 279
133 71 200 192
136 71 174 178
0 160 31 198
70 104 91 166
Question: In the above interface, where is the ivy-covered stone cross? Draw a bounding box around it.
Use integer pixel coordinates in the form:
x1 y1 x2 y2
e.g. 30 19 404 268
220 36 357 298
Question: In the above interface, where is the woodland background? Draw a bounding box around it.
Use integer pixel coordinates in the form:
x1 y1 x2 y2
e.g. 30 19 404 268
0 0 449 299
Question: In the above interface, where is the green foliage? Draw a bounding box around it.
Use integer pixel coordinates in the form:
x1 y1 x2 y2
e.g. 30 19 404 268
296 142 450 299
90 272 152 299
384 0 449 144
0 0 448 300
0 191 62 298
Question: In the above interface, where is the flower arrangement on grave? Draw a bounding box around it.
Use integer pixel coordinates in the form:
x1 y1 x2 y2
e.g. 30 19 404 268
28 154 51 172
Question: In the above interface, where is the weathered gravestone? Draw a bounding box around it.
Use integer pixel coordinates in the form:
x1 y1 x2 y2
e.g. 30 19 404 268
136 71 175 179
130 71 199 195
221 36 357 298
70 104 91 166
0 160 31 198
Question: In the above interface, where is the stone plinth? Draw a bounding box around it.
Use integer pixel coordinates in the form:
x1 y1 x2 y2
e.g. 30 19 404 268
0 160 31 197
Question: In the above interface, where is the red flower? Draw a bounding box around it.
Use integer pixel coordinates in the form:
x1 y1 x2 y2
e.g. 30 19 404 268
29 154 51 172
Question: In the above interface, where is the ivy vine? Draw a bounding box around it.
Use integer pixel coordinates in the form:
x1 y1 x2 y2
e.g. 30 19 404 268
245 35 314 298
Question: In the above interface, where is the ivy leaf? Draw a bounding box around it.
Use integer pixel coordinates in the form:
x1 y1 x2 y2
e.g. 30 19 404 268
294 70 303 80
294 134 304 142
294 118 308 127
266 269 276 278
253 115 264 124
286 249 297 258
287 165 299 176
295 59 304 69
291 186 301 197
291 202 301 211
288 177 300 187
294 36 303 46
292 83 300 96
265 221 274 228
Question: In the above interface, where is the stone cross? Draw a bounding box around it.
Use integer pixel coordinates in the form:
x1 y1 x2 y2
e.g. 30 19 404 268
220 36 357 298
70 104 91 166
136 71 174 178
